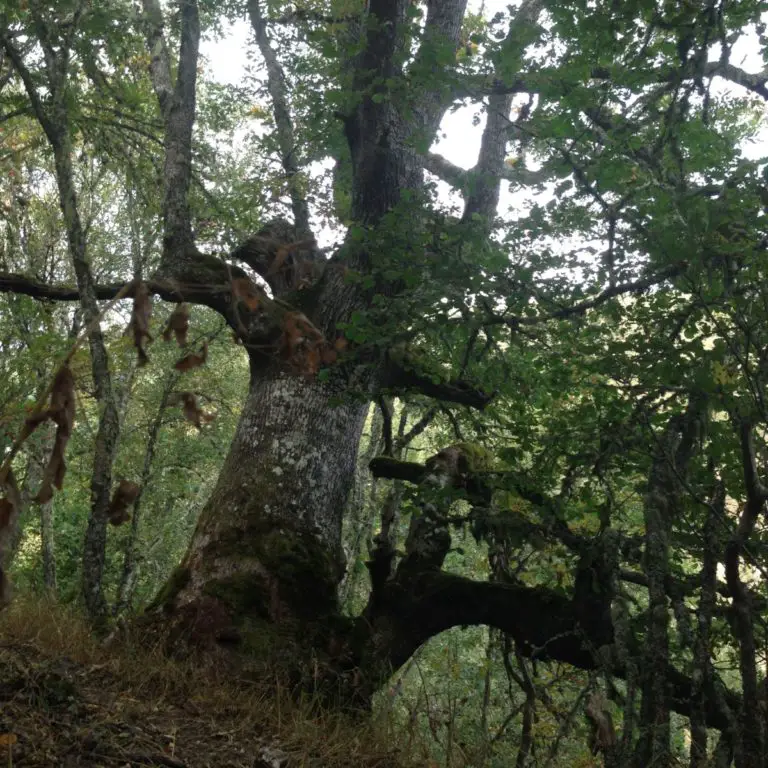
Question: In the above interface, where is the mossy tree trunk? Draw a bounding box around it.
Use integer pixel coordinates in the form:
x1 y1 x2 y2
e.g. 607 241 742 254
149 367 369 652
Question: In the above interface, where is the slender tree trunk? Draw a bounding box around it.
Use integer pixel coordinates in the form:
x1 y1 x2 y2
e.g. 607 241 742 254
247 0 311 236
689 480 722 767
4 449 44 569
50 138 121 624
115 374 177 616
725 422 766 768
39 497 57 594
637 488 672 766
479 631 494 766
5 36 122 623
508 644 535 768
636 401 703 767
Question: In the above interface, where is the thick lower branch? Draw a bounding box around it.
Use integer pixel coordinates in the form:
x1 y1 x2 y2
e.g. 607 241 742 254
0 260 252 316
381 355 494 409
367 569 739 732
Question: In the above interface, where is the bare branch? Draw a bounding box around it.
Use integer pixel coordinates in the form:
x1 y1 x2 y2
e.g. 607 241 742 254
462 91 514 225
0 268 253 314
141 0 200 260
141 0 174 115
484 262 688 329
704 61 768 101
738 420 768 507
247 0 312 238
381 353 494 409
425 151 554 190
0 33 54 138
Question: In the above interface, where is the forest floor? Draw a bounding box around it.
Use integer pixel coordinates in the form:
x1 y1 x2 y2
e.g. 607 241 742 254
0 599 405 768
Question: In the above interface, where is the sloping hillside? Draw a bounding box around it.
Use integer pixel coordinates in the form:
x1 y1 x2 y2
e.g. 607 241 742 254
0 600 403 768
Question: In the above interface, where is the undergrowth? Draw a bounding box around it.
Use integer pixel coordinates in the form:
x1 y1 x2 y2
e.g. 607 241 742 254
0 598 408 767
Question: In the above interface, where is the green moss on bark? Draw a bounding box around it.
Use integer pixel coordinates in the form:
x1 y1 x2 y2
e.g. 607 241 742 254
145 565 191 613
195 517 342 625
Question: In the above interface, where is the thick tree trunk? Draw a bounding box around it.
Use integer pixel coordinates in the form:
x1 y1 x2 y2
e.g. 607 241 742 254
148 367 369 654
724 421 766 768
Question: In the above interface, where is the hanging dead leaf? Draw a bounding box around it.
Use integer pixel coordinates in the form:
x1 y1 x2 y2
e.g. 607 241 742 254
280 312 324 357
231 278 261 312
175 342 208 372
162 303 190 347
267 245 291 278
107 480 140 526
171 392 214 430
320 346 337 365
24 366 76 503
126 281 153 366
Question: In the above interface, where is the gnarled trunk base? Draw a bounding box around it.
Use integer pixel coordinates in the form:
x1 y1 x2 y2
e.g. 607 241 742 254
143 369 368 674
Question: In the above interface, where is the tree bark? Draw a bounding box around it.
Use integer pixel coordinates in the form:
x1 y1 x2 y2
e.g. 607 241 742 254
51 134 120 624
689 479 722 767
338 403 383 607
147 368 369 652
724 420 767 768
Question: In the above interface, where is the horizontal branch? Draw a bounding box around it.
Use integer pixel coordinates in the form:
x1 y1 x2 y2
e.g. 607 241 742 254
381 353 495 410
369 456 426 484
486 262 687 328
0 251 271 337
481 61 768 102
0 270 207 304
424 150 551 191
705 61 768 101
380 570 739 732
0 271 130 301
267 8 360 25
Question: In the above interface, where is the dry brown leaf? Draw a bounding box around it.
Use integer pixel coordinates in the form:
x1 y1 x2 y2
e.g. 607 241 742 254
162 303 190 347
107 480 141 526
231 278 261 312
175 342 208 372
126 281 153 366
173 392 214 430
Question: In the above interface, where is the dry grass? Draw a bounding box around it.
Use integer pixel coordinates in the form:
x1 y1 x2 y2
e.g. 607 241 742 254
0 598 408 767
